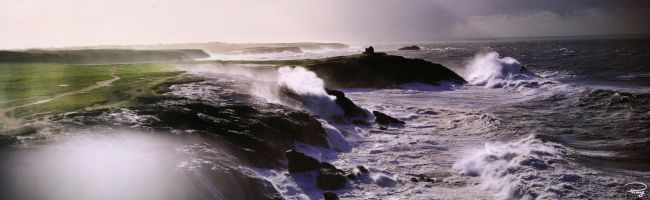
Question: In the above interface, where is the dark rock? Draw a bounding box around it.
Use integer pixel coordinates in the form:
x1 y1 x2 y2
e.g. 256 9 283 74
320 162 345 173
314 162 348 190
398 45 421 50
51 78 333 199
62 81 331 169
346 173 358 180
379 126 388 130
317 166 348 190
410 177 419 182
357 165 369 174
325 89 370 119
373 111 405 125
286 150 321 173
179 148 283 200
351 119 371 125
303 53 466 88
323 192 340 200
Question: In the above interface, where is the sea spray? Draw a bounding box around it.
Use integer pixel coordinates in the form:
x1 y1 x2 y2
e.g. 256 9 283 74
277 66 344 118
319 120 351 152
465 52 538 88
177 64 283 103
453 135 563 199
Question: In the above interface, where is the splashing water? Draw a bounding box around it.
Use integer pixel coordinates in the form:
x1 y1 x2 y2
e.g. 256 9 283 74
277 66 344 118
453 136 565 199
465 52 538 88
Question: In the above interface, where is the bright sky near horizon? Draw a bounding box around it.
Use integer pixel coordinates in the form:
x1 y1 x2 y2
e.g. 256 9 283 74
1 0 649 49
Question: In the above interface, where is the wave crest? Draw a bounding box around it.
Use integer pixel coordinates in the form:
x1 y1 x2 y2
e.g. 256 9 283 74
465 52 540 88
453 136 565 199
277 66 344 118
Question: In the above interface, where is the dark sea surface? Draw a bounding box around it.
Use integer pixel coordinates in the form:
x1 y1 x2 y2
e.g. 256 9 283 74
387 37 650 173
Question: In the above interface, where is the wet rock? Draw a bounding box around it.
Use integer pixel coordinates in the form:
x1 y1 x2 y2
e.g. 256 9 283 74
408 174 439 184
357 165 369 174
179 146 283 200
304 53 466 88
287 150 321 173
346 173 357 180
373 111 405 125
317 167 348 190
320 162 345 172
323 192 340 200
325 89 370 119
48 78 333 199
398 45 421 50
369 149 383 154
61 82 331 169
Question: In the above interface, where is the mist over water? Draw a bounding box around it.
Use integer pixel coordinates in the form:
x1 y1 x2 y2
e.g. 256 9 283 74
179 64 346 118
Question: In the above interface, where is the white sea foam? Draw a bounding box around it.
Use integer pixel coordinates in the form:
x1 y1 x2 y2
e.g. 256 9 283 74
371 173 398 187
277 66 344 118
453 135 562 200
319 120 351 152
465 52 539 88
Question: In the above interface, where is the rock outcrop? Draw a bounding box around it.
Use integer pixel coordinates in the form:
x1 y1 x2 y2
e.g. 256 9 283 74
323 192 340 200
60 80 331 169
304 53 466 88
373 111 405 125
317 163 348 190
283 152 349 190
398 45 421 50
286 150 322 173
325 89 370 119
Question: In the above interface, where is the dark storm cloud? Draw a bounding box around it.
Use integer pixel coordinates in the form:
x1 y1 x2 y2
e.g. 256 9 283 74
319 0 650 42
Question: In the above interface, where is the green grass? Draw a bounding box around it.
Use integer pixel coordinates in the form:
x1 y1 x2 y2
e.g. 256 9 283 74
0 52 362 127
0 63 112 108
0 49 209 64
1 63 183 120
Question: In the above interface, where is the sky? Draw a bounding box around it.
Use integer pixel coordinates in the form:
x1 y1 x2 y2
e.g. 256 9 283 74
1 0 649 49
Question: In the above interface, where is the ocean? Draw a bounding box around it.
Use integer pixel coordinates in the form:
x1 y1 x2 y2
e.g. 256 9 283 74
0 36 648 199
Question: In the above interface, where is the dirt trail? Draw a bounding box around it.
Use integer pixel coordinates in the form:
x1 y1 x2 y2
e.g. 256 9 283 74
0 67 120 131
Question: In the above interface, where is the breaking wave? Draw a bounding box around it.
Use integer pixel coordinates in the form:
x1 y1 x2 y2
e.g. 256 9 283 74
465 52 543 88
277 66 344 118
453 136 568 199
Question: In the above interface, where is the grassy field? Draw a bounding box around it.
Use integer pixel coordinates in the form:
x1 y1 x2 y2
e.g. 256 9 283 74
0 63 113 108
0 49 209 64
0 63 183 128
